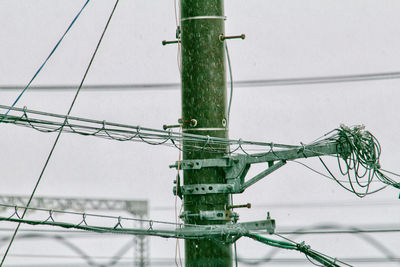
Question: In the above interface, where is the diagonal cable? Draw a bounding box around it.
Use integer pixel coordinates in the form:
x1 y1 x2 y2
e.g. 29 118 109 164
0 0 120 265
0 0 90 124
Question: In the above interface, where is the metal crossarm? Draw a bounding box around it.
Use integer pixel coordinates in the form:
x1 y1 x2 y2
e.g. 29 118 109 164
171 142 343 195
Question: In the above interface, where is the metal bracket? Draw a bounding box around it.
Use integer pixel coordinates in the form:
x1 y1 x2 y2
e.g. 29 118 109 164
200 210 235 221
170 156 286 195
238 213 275 234
170 158 230 170
180 210 238 221
173 184 234 196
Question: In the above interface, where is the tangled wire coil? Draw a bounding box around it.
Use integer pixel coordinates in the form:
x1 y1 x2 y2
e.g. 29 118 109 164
321 124 400 197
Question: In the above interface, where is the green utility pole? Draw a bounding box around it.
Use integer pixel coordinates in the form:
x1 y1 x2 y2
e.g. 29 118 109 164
180 0 231 266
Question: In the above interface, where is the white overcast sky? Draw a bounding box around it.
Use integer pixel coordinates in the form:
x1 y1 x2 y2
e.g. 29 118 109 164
1 0 400 266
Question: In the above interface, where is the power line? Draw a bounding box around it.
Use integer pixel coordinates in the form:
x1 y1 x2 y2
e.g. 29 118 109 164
245 233 349 267
251 223 400 266
2 105 399 195
1 71 400 91
3 206 398 266
1 227 398 266
0 233 133 267
0 1 121 265
0 0 90 123
276 229 400 235
0 104 302 152
0 214 351 267
0 203 182 228
152 199 399 211
0 223 398 236
4 255 400 264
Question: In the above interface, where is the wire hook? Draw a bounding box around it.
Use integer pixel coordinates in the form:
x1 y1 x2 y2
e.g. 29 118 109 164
148 220 154 231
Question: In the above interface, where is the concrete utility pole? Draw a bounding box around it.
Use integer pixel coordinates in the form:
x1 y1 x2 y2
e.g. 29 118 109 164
180 0 231 266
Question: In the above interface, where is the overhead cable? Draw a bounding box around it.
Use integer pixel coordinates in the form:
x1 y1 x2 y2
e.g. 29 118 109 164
245 233 349 267
0 104 299 153
0 0 90 123
1 71 400 91
251 223 400 266
0 1 120 265
1 105 399 196
0 213 351 267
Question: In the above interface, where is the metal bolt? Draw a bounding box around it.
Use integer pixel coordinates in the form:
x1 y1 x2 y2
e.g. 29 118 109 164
163 124 181 130
162 40 180 46
178 118 197 127
219 34 246 41
226 203 251 209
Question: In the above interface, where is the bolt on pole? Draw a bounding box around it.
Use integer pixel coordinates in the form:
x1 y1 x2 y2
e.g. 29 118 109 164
180 0 232 266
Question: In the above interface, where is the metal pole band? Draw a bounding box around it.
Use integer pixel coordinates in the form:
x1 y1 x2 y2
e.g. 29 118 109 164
183 127 226 132
181 16 227 22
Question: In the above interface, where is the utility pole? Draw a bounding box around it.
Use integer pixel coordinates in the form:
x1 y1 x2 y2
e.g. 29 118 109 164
180 0 231 266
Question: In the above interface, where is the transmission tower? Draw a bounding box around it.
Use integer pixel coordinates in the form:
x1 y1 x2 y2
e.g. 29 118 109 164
0 195 148 267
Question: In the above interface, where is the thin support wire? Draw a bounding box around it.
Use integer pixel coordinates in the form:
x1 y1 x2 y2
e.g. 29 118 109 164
0 1 120 265
0 0 90 124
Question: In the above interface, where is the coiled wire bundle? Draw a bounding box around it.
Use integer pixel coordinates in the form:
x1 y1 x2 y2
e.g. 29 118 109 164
321 125 400 197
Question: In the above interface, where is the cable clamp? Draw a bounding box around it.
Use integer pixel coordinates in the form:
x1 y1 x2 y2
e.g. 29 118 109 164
238 212 276 234
298 142 308 158
296 241 311 253
180 210 238 221
181 16 227 22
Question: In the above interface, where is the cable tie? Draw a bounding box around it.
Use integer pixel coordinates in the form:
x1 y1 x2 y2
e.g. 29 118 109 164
299 142 308 158
181 15 227 22
296 241 311 253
